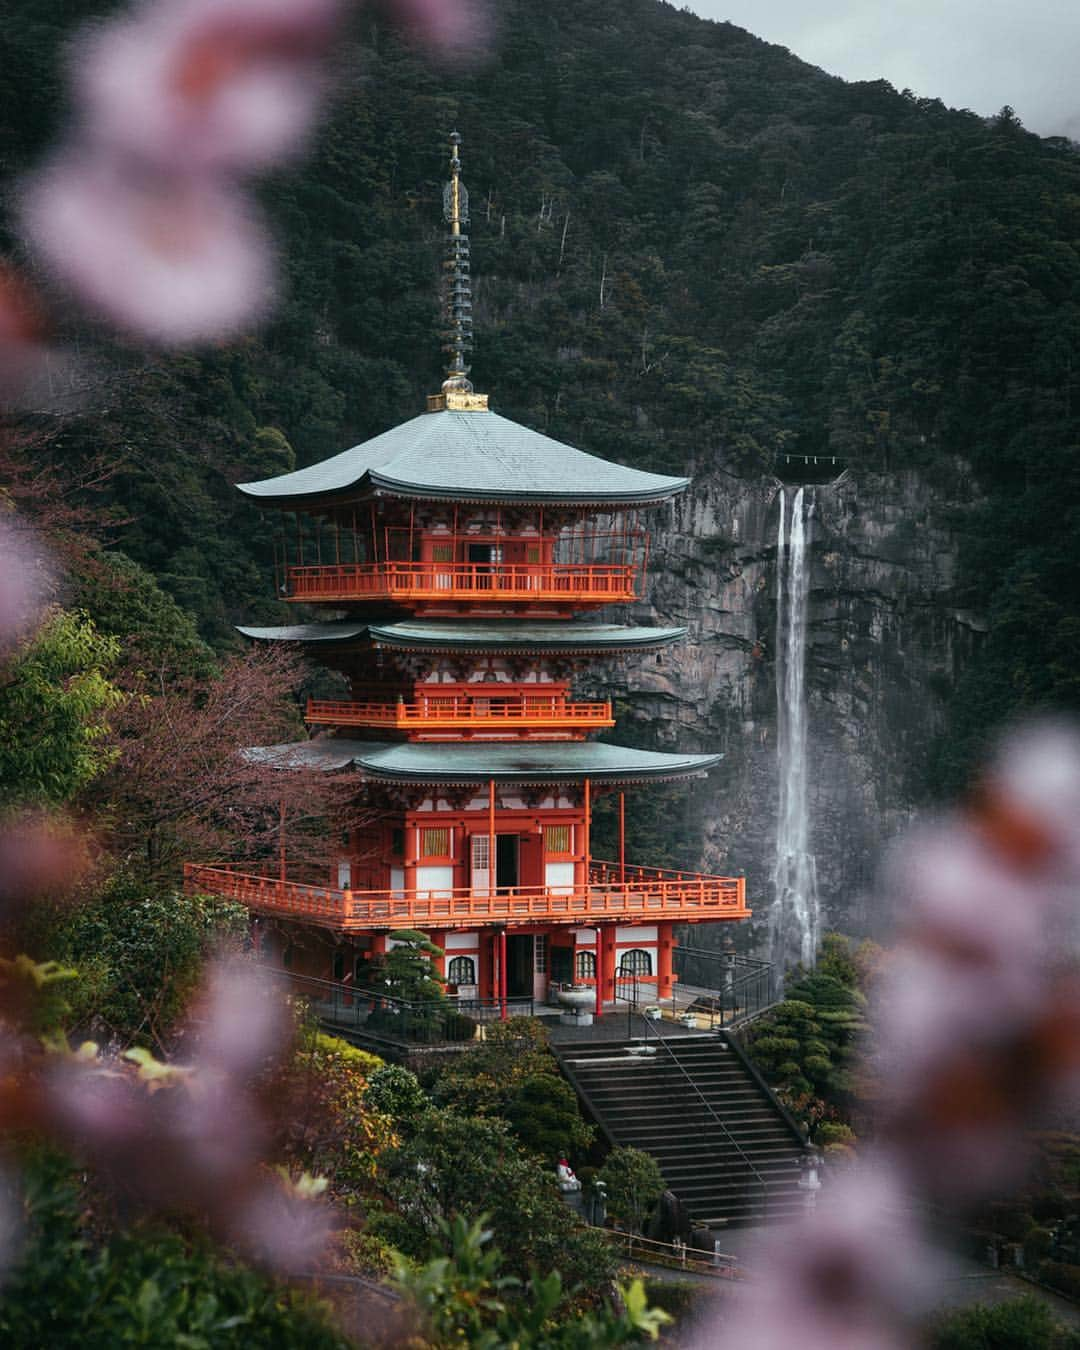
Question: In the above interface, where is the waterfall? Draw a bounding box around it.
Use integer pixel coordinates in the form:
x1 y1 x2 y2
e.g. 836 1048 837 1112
771 485 820 980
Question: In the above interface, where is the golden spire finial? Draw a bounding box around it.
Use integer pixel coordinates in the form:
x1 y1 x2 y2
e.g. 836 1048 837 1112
428 131 488 412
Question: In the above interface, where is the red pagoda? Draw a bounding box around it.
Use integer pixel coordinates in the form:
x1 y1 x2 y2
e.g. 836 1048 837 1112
186 135 749 1015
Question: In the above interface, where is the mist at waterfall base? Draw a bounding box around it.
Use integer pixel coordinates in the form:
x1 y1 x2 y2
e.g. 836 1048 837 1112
770 486 821 982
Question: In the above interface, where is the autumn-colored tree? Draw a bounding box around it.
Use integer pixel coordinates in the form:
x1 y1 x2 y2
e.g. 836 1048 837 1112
93 643 356 880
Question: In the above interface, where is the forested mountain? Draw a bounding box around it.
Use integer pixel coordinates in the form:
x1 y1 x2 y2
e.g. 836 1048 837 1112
4 0 1080 790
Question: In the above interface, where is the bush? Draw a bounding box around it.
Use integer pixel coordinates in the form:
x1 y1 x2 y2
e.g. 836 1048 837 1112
365 1063 426 1124
1038 1262 1080 1301
340 1228 398 1279
928 1295 1064 1349
598 1147 666 1234
776 1060 802 1077
803 1054 832 1080
751 1035 801 1058
642 1279 700 1322
815 1122 856 1147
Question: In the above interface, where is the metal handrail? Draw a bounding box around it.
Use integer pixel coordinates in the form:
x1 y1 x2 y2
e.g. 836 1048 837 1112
624 1008 771 1222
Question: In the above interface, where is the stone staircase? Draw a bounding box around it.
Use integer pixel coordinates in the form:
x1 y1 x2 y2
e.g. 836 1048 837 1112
556 1033 807 1228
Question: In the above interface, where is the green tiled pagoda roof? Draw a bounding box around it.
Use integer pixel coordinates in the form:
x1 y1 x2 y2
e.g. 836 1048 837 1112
237 621 687 653
237 410 688 507
246 739 720 786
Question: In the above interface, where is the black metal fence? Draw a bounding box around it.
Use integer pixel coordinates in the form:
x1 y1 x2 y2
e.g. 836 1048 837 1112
271 969 534 1046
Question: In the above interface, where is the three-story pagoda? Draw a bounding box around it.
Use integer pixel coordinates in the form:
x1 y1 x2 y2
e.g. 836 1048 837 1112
186 136 749 1014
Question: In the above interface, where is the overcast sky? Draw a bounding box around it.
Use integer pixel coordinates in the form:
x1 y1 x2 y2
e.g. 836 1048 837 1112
686 1 1080 139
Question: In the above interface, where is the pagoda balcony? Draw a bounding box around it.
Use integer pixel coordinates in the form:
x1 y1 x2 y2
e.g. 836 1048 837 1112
282 561 640 607
183 860 749 931
303 694 615 738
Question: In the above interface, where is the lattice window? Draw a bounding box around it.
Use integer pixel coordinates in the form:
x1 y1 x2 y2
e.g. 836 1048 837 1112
575 950 596 980
526 546 541 564
619 949 653 977
431 543 454 563
544 824 572 855
471 835 490 870
421 827 451 858
447 956 476 985
534 935 548 973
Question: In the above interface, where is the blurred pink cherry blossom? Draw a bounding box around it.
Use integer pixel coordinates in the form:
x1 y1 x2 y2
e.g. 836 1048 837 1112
0 515 51 652
41 960 328 1271
706 1169 933 1350
389 0 491 56
21 154 275 345
75 0 345 175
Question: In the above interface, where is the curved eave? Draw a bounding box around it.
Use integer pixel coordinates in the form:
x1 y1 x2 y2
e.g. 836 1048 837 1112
237 623 369 645
244 739 721 786
235 410 689 509
365 472 688 507
369 623 687 655
238 480 686 510
236 622 688 656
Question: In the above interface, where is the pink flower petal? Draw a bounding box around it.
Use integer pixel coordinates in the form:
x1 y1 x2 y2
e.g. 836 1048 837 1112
21 154 275 345
74 0 343 173
195 960 290 1078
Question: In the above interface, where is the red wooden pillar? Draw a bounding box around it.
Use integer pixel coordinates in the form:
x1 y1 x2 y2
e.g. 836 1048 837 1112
498 928 508 1019
657 922 674 1000
430 931 446 984
279 798 287 883
594 926 603 1017
601 925 617 1009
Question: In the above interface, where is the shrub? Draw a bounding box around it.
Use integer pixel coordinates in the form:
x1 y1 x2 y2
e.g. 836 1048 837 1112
1036 1262 1080 1301
364 1063 426 1124
815 1122 856 1147
803 1054 832 1080
776 1060 802 1077
340 1228 398 1279
598 1147 666 1234
929 1296 1061 1349
751 1035 801 1058
642 1279 700 1322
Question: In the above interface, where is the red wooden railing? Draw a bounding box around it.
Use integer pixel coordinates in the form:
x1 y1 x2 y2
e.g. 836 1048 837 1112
284 561 639 604
304 695 615 733
183 861 749 930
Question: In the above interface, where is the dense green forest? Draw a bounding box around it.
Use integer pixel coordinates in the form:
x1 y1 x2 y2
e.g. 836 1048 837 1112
4 0 1080 789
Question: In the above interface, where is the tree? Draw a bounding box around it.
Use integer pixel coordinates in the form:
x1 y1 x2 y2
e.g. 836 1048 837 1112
0 608 122 810
395 1215 670 1348
373 1109 615 1301
93 644 339 880
596 1148 665 1234
39 869 248 1048
364 1062 427 1129
0 1153 347 1349
275 1032 396 1200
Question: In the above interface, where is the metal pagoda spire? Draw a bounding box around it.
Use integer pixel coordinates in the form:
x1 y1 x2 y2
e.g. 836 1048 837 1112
429 131 488 412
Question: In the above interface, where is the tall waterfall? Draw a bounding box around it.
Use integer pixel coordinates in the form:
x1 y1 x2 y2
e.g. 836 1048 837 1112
771 486 820 978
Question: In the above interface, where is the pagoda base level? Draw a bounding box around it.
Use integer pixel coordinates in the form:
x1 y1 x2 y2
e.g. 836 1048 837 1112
245 912 754 1021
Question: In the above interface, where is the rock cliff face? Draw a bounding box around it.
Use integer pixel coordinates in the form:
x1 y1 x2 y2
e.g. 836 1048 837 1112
591 462 986 955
